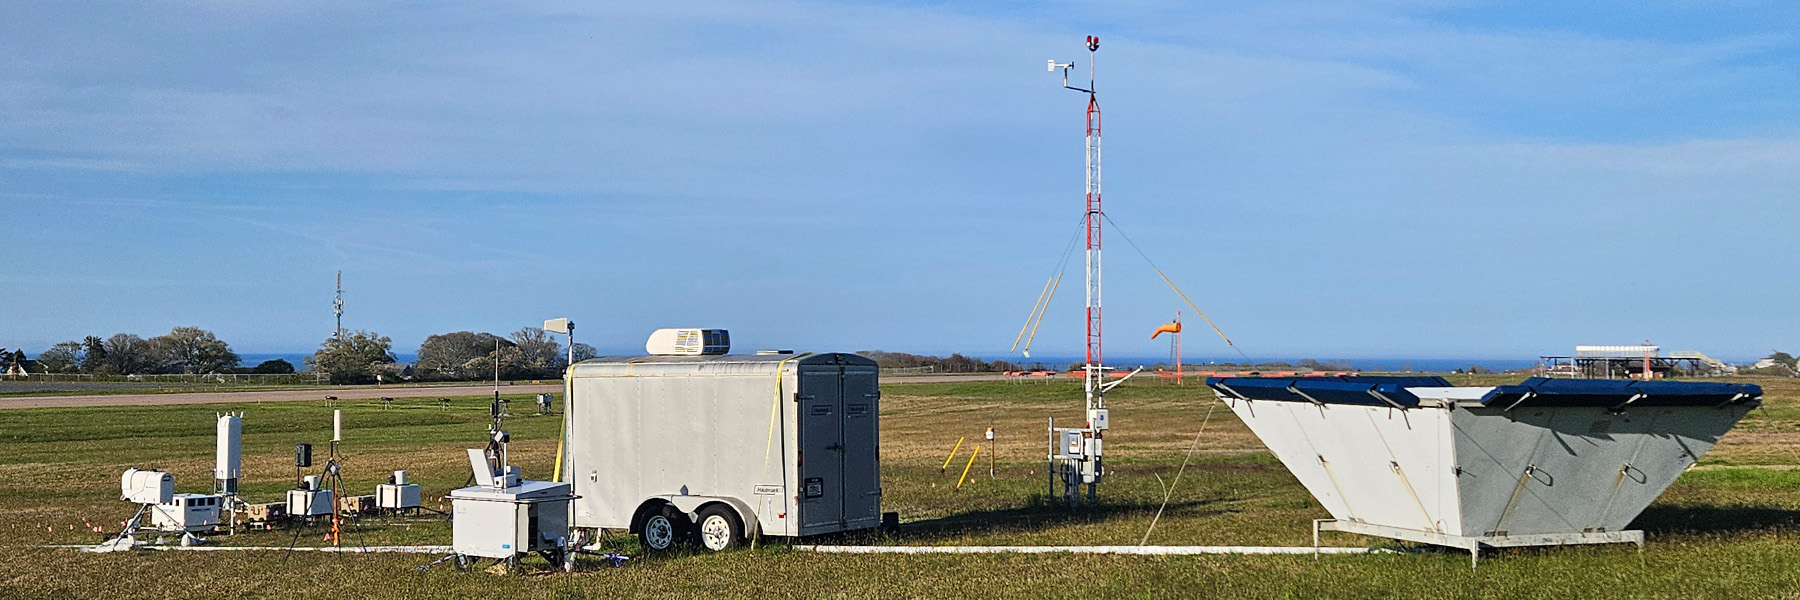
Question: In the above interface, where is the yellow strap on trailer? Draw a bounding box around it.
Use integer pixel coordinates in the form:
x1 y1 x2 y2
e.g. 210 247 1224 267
553 367 570 483
764 353 812 471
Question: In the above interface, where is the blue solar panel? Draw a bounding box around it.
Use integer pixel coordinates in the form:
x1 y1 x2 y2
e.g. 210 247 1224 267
1208 375 1760 411
1206 376 1424 407
1479 379 1762 409
1206 377 1305 402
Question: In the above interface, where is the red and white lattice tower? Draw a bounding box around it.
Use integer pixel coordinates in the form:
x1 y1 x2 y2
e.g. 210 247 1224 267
1080 37 1104 413
1054 35 1106 412
1049 35 1109 505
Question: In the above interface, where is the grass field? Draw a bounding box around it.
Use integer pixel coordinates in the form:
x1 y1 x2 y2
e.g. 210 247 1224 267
4 376 1800 599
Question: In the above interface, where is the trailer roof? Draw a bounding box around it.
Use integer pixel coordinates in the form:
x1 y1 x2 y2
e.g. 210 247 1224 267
568 352 874 377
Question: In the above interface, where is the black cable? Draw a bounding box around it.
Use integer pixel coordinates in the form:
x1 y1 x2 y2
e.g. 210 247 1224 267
1100 212 1253 363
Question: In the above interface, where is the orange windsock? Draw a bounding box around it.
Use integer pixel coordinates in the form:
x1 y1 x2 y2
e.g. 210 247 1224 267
1150 322 1182 339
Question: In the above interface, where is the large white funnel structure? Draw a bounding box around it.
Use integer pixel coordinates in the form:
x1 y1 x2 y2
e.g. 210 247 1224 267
215 413 242 494
1209 376 1761 564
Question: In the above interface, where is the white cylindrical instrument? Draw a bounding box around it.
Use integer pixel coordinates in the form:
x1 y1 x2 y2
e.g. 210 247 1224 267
215 414 242 493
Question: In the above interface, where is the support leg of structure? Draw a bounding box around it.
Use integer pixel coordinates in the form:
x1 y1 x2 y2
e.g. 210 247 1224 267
1062 464 1078 507
1312 519 1323 562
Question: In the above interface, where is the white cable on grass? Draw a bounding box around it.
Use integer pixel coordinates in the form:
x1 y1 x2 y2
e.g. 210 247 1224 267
56 544 452 553
1141 402 1216 545
795 545 1386 555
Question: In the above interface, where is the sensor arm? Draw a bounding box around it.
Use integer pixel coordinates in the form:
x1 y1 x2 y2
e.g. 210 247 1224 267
1099 366 1145 393
1049 60 1092 93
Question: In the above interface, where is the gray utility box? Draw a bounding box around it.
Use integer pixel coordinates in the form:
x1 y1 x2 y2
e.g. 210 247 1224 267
448 481 573 559
566 353 881 541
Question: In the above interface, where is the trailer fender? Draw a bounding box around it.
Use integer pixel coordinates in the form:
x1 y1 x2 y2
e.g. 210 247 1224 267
656 495 757 533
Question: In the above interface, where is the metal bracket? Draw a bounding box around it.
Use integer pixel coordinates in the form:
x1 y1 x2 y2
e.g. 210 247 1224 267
1288 385 1325 406
1099 366 1144 393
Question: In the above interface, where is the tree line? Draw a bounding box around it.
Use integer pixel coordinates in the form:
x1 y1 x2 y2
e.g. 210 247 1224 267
23 327 294 375
856 350 1021 373
12 325 600 384
306 327 596 384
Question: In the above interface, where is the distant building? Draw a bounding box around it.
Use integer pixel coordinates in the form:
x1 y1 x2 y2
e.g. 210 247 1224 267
1753 358 1781 369
1541 345 1723 379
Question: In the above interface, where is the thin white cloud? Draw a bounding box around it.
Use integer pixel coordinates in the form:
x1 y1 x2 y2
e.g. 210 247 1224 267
3 0 1797 357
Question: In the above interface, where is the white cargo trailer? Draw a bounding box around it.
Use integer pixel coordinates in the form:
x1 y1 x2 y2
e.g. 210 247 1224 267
564 352 881 552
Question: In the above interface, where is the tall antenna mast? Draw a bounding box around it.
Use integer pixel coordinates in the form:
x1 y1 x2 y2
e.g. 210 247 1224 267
1047 35 1111 505
1079 37 1103 412
1052 37 1104 410
333 272 345 340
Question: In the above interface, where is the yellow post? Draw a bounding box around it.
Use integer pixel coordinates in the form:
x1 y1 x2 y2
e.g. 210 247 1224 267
552 416 566 483
956 445 982 489
940 436 966 473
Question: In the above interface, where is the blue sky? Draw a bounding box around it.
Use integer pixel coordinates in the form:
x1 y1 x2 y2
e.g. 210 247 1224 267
3 1 1797 362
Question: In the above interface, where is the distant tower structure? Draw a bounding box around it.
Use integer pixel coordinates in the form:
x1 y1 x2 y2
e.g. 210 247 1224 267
334 272 344 340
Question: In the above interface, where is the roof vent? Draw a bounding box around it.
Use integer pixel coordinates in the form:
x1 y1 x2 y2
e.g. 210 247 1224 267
646 329 730 356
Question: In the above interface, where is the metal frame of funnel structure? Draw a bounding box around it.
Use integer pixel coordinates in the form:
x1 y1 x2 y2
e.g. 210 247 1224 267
1313 519 1642 569
1211 375 1762 568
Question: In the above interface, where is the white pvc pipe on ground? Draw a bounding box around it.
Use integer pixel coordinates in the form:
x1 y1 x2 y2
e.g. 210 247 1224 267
794 545 1388 555
58 543 1387 556
56 544 451 554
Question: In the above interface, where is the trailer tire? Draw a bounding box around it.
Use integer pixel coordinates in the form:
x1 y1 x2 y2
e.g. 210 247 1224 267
693 505 743 552
639 505 688 552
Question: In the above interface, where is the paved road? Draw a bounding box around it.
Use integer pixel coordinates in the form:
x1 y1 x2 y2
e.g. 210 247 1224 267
0 384 565 410
0 374 1021 410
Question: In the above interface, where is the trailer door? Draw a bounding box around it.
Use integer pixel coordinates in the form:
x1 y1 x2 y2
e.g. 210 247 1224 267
840 365 880 527
798 366 845 531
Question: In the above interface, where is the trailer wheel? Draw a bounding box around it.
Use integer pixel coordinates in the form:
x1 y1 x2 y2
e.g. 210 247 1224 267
694 505 743 552
639 505 688 552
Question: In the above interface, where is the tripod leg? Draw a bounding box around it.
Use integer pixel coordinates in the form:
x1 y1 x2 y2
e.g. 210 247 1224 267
284 519 307 562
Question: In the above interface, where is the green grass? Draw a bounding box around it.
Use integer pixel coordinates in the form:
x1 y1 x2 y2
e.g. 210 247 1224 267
4 378 1800 599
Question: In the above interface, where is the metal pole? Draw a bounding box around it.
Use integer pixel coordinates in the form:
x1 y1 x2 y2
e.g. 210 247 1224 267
333 272 344 340
1079 36 1105 502
563 322 576 556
